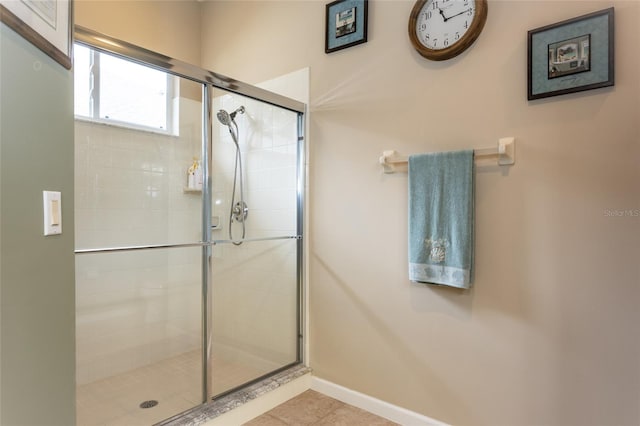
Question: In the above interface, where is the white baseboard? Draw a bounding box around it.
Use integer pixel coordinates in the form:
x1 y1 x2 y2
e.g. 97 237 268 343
311 377 449 426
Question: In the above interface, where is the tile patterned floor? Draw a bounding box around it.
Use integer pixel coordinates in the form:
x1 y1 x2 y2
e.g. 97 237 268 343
243 390 399 426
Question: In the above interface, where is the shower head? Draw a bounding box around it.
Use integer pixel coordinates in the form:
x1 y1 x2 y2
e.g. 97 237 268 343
216 109 232 126
217 106 245 148
216 106 245 127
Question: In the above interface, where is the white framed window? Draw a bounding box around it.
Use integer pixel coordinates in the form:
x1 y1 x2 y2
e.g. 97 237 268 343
74 43 177 135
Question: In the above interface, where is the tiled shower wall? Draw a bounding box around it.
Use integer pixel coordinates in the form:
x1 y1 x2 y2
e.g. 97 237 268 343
75 96 203 385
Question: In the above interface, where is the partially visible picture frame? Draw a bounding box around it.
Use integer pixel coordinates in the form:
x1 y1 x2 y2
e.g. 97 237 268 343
0 0 73 69
325 0 368 54
528 7 614 101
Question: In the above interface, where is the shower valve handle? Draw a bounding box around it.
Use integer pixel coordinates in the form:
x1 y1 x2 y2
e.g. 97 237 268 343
232 201 248 222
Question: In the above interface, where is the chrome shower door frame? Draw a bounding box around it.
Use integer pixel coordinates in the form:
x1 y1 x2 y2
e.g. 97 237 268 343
74 26 306 407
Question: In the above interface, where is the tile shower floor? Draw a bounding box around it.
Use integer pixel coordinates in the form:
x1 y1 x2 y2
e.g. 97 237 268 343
76 350 264 426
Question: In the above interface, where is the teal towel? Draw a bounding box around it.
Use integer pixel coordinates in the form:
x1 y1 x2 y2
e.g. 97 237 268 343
408 150 474 289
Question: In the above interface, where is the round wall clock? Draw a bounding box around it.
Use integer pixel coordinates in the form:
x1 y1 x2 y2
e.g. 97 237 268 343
408 0 488 61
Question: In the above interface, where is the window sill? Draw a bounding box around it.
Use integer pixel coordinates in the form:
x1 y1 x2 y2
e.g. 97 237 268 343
74 116 179 138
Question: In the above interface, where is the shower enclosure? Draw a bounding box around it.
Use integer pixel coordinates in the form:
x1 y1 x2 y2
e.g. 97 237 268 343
74 27 305 425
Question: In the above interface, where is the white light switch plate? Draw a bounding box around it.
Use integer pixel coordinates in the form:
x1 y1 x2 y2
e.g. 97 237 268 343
43 191 62 236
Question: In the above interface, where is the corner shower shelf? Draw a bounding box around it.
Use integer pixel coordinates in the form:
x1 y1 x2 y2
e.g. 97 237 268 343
183 187 202 194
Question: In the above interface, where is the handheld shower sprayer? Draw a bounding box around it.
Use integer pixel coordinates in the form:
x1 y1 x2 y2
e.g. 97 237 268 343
216 110 231 126
216 106 245 127
216 105 248 245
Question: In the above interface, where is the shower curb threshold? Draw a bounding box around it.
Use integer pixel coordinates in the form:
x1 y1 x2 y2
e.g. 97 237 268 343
157 364 312 426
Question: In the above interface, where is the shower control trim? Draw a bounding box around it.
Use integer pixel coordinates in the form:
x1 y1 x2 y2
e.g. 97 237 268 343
232 201 248 223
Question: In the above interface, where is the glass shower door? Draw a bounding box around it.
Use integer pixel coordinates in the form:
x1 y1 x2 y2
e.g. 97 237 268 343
209 90 302 397
74 47 206 425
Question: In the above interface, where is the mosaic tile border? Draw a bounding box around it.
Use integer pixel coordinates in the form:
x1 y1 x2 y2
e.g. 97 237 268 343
158 364 312 426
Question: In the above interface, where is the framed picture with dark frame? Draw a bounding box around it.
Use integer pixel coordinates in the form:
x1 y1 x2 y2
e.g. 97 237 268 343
325 0 368 54
0 0 73 69
527 8 614 101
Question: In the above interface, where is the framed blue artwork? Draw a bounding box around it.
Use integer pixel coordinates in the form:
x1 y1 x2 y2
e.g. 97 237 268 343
325 0 368 54
528 8 614 100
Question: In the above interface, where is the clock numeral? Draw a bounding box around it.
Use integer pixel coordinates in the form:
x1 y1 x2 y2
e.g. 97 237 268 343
424 10 432 20
420 23 427 31
431 1 438 10
432 38 438 47
455 31 460 40
444 38 449 47
464 20 469 29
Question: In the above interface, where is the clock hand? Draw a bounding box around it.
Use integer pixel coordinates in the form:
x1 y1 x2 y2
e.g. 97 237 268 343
445 8 471 21
439 8 448 21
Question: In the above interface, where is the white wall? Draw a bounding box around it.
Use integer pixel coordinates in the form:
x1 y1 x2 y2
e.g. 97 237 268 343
201 1 640 425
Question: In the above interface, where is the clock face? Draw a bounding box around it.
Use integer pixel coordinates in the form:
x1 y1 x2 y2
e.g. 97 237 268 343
408 0 487 61
416 0 475 50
